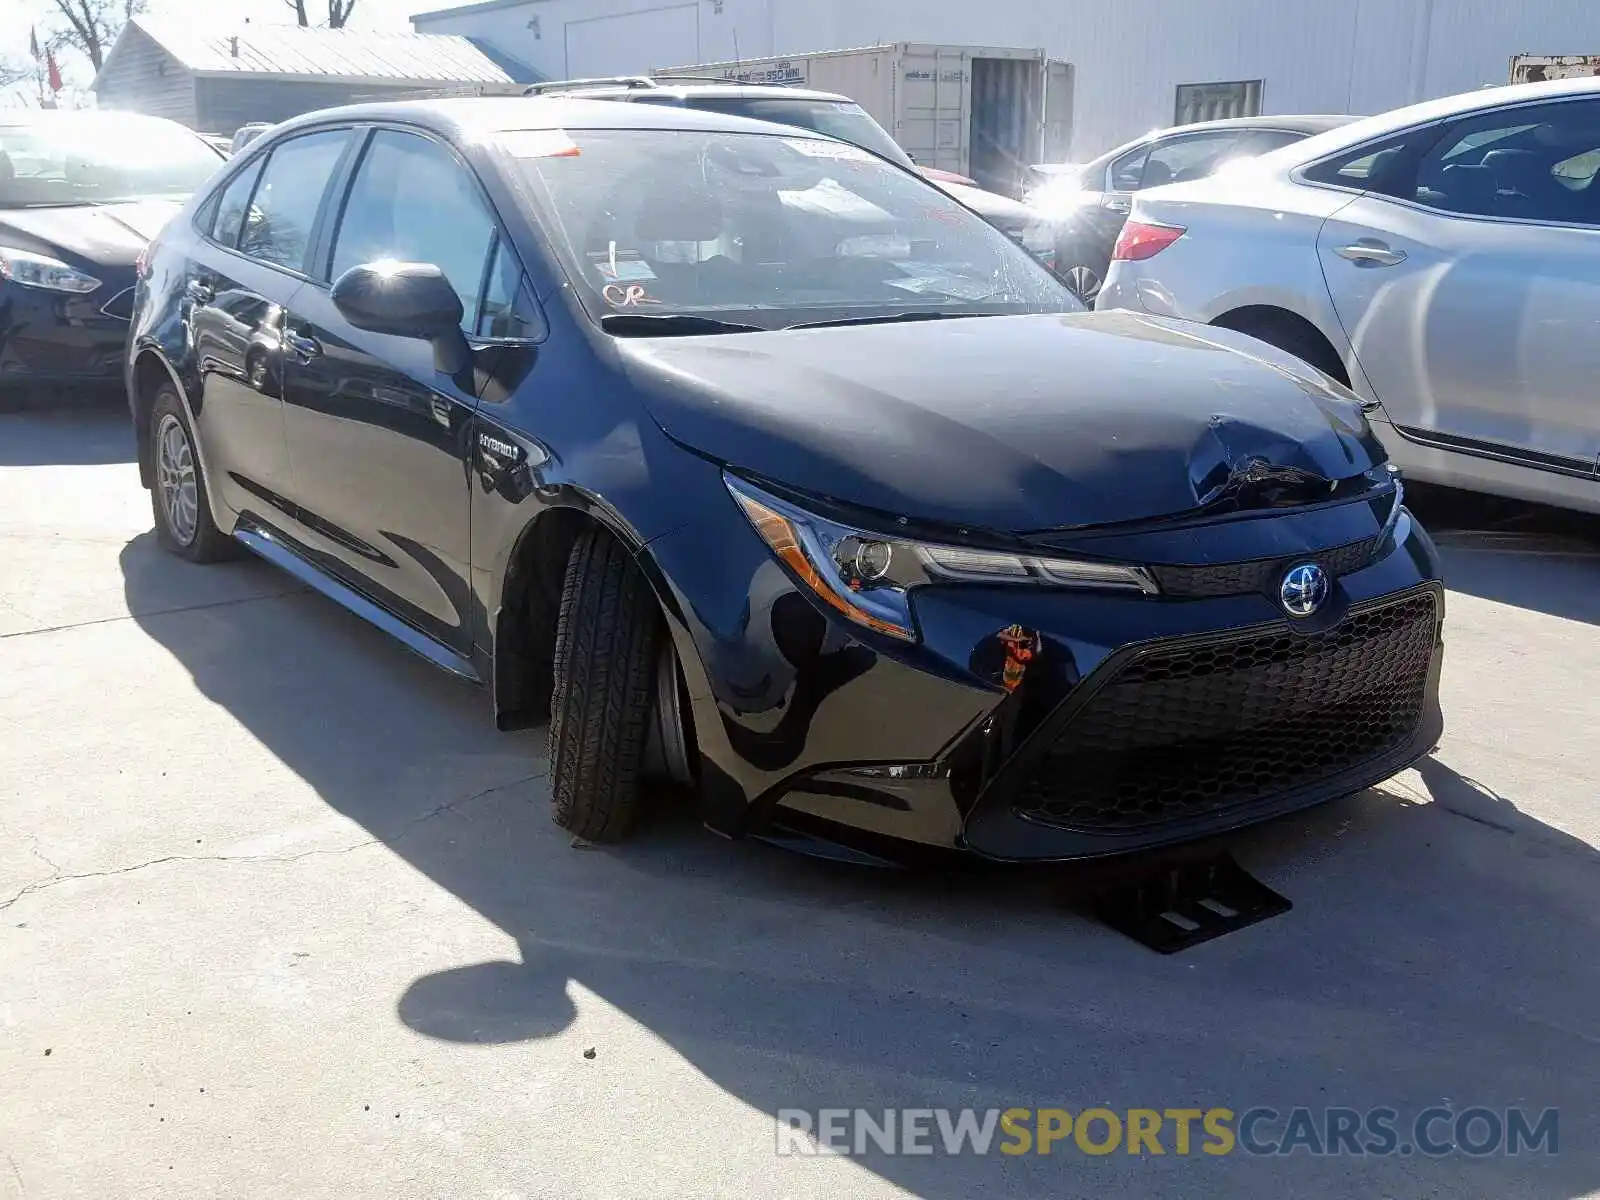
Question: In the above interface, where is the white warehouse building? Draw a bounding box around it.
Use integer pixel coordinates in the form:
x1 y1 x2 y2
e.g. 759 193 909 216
413 0 1600 159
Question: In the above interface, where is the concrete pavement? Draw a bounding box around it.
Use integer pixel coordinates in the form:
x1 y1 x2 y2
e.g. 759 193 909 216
2 405 1597 1198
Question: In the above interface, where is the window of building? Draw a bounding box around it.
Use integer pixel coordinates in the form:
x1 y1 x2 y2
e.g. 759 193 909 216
1174 80 1263 127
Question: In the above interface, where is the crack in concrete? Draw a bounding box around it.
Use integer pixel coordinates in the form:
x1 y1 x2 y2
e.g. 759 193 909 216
0 589 307 642
0 772 546 914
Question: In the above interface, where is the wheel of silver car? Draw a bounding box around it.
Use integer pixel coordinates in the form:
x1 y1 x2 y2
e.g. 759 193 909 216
1065 264 1102 304
149 386 232 563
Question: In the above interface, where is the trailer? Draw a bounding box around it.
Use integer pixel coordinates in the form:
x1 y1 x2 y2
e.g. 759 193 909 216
1510 54 1600 84
654 43 1073 199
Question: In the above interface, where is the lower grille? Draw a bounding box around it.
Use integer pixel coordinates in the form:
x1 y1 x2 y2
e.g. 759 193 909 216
1015 591 1438 833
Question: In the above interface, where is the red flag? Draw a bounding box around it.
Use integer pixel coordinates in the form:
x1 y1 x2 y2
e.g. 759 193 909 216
29 27 39 60
46 49 62 93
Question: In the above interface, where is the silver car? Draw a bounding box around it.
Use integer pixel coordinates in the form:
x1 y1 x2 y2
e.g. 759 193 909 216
1098 76 1600 514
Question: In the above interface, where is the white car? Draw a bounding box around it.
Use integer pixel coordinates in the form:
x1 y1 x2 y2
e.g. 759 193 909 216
1098 75 1600 514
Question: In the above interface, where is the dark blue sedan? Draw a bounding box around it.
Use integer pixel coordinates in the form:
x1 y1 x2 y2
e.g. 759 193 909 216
126 98 1443 864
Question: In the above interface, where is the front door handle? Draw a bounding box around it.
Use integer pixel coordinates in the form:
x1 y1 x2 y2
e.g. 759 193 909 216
285 331 321 362
1335 240 1407 267
185 279 213 304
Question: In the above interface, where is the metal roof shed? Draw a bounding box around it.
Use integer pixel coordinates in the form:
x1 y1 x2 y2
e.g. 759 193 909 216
93 17 525 135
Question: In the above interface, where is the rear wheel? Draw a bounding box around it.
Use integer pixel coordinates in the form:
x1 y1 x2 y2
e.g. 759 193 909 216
150 388 232 562
1062 263 1102 304
548 529 664 842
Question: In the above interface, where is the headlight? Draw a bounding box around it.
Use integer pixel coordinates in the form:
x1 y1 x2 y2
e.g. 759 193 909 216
725 474 1158 643
0 246 101 294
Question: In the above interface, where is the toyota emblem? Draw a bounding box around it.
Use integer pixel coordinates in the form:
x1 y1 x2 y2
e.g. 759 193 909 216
1279 563 1330 618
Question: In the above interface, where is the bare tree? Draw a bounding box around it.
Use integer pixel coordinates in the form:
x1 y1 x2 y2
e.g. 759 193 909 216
46 0 145 75
285 0 356 28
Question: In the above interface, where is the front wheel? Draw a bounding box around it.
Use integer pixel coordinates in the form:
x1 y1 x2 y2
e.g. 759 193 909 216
548 529 664 842
149 388 232 562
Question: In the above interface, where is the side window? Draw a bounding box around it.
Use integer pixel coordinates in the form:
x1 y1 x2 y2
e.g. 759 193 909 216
478 238 546 340
238 130 350 271
208 159 263 248
1413 100 1600 224
1141 133 1248 188
1301 129 1441 197
1107 145 1148 192
329 130 499 333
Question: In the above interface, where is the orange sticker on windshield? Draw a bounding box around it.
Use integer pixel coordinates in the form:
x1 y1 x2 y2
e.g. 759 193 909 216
602 283 661 308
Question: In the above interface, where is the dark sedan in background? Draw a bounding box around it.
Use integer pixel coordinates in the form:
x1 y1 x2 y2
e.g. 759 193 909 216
127 98 1443 865
0 111 222 395
1025 114 1356 301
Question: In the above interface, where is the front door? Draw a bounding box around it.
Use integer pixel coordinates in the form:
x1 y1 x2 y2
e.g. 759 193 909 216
279 127 508 657
1317 97 1600 474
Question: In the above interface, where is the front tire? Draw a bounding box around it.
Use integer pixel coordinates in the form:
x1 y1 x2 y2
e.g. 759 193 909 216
548 529 663 842
150 387 232 562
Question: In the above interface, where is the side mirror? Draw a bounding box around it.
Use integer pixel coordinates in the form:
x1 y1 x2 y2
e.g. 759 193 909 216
331 261 471 376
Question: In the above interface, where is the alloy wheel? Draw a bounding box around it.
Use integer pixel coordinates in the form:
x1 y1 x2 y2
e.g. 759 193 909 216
1066 265 1102 304
155 412 199 546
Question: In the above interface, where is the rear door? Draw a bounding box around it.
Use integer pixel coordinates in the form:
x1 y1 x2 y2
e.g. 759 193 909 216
182 131 351 523
278 126 513 658
1316 97 1600 474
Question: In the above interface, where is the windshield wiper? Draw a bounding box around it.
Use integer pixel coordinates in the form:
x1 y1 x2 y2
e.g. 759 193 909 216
786 311 993 330
600 313 764 337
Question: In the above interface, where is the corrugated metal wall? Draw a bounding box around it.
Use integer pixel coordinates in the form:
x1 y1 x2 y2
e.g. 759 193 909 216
94 24 197 126
414 0 1600 158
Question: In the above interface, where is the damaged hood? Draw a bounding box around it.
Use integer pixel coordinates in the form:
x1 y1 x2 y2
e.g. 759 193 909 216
617 310 1385 533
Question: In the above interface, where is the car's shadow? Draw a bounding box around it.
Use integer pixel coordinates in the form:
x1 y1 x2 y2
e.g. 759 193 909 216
118 531 1600 1197
0 401 136 466
1408 482 1600 626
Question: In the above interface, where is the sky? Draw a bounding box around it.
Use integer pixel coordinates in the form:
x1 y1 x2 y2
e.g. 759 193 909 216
3 0 433 98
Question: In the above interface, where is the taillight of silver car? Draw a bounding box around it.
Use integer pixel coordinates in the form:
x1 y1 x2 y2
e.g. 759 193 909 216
1110 220 1186 262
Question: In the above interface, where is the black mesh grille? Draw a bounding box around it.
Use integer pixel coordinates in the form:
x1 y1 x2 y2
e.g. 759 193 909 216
1149 537 1379 599
1015 592 1438 833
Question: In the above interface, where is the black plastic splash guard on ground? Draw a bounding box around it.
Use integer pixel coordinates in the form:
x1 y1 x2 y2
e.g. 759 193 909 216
1087 854 1291 953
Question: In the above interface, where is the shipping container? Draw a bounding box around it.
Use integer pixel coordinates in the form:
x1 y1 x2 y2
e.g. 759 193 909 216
1509 53 1600 84
654 43 1073 198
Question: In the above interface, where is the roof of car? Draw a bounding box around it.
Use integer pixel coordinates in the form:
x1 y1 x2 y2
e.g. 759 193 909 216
255 95 845 143
1274 74 1600 166
1078 114 1358 168
526 78 853 104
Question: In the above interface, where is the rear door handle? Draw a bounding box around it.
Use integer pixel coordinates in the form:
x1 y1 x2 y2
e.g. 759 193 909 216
185 279 213 303
285 332 321 362
1102 194 1132 214
1335 241 1407 267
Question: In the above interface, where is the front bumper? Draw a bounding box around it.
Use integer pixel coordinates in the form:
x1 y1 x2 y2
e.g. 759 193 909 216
0 278 135 388
648 493 1444 864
